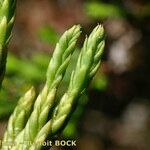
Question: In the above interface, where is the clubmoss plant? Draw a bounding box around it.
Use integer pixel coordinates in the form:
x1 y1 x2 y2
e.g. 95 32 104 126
0 1 105 150
0 0 16 88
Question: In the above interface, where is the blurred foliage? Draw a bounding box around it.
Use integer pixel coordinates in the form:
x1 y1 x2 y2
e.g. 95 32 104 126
91 73 108 91
0 98 16 119
38 26 59 45
85 0 150 20
85 1 125 19
7 53 49 83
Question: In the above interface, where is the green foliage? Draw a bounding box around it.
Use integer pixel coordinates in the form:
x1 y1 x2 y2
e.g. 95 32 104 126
0 53 48 119
1 25 105 150
91 72 108 91
0 0 16 88
0 49 108 137
85 1 150 20
0 98 16 119
0 2 106 146
85 1 125 19
38 26 59 45
62 94 88 138
6 53 49 83
2 25 82 150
